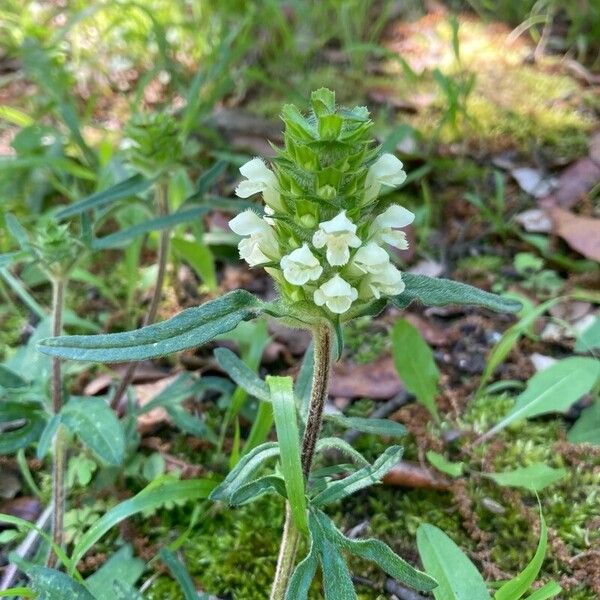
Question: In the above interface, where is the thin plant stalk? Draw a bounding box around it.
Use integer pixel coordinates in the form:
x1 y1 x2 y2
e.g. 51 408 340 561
270 323 332 599
111 180 170 415
47 277 65 568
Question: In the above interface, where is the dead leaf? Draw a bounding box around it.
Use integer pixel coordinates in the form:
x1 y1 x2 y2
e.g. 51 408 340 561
0 497 41 523
540 158 600 209
330 356 403 400
514 208 553 233
404 313 451 346
530 353 557 372
383 461 450 490
408 259 444 277
511 167 555 198
551 208 600 261
0 470 21 499
135 375 180 434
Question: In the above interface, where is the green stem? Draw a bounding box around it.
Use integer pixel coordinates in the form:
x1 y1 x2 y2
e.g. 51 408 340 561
270 323 332 599
47 277 65 569
111 180 170 415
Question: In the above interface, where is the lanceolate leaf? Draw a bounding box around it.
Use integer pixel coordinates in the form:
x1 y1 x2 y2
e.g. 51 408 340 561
392 319 439 420
61 398 125 465
568 401 600 444
269 376 308 532
393 274 522 313
483 357 600 440
209 442 280 502
56 174 153 219
574 317 600 353
523 581 561 600
416 524 491 600
229 475 287 506
315 438 369 467
70 478 215 570
285 533 319 600
92 206 211 250
312 445 403 507
37 290 263 362
494 509 548 600
324 414 407 437
85 545 144 600
314 510 437 592
36 414 61 460
214 347 270 402
159 548 198 600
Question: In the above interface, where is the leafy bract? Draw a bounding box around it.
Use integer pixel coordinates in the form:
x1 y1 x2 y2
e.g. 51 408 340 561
37 290 263 362
417 523 491 600
393 274 522 313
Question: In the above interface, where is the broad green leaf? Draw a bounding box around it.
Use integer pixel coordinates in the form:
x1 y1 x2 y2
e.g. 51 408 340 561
568 401 600 444
37 290 263 362
309 512 356 600
324 414 407 437
85 545 144 600
61 398 125 465
315 438 369 467
70 478 214 570
209 442 280 502
417 524 491 600
312 445 403 507
10 560 94 600
172 237 217 290
575 317 600 353
393 274 522 313
56 174 153 219
485 464 566 492
92 207 210 250
0 365 28 389
484 357 600 440
214 347 270 402
523 581 561 600
269 376 308 532
285 533 318 600
494 509 548 599
426 451 464 478
0 401 46 454
314 510 437 592
159 548 197 600
392 319 439 420
229 475 287 506
36 414 61 460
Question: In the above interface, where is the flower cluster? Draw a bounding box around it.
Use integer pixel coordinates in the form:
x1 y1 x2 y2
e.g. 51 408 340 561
229 88 414 320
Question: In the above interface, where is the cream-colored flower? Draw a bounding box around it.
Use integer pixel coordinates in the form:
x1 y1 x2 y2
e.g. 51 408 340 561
352 242 390 274
229 210 279 267
313 274 358 314
370 204 415 249
365 153 407 202
312 211 361 266
362 263 405 299
280 244 323 285
235 158 281 209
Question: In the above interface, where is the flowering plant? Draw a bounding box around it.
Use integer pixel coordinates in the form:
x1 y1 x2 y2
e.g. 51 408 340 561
37 89 521 599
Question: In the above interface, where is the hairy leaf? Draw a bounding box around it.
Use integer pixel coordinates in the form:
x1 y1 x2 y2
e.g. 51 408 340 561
393 274 522 313
11 561 95 600
315 437 369 467
325 414 407 438
37 290 263 362
214 347 270 402
229 475 287 506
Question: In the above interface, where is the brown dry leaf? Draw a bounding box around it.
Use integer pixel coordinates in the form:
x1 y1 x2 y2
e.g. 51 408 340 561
540 158 600 209
404 313 451 346
551 208 600 261
329 356 402 400
135 374 181 434
383 461 450 490
0 497 41 523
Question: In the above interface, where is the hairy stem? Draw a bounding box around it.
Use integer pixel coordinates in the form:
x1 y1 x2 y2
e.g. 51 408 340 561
47 278 65 568
270 323 332 599
111 180 170 414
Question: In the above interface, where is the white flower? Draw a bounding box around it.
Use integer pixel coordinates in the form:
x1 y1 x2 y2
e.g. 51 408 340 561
352 242 390 274
361 263 405 299
312 211 361 266
365 153 407 202
314 274 358 314
280 244 323 285
229 209 279 266
369 204 415 249
235 158 281 209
